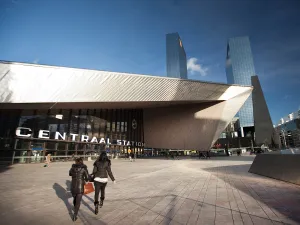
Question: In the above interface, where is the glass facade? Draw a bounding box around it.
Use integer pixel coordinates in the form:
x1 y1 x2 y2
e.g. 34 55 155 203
166 32 188 79
0 108 144 163
276 110 300 148
226 36 255 129
276 119 300 148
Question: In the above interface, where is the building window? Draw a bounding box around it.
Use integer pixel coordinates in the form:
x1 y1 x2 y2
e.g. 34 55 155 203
125 122 128 132
112 122 116 132
117 122 120 132
121 122 124 132
106 122 111 132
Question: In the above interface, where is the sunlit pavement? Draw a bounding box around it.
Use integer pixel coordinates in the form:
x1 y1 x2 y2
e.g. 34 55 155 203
0 156 300 225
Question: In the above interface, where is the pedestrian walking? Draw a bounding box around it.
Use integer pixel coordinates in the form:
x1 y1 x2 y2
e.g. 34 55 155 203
128 149 132 162
206 150 211 159
225 144 229 156
92 152 116 215
69 157 89 221
44 153 51 167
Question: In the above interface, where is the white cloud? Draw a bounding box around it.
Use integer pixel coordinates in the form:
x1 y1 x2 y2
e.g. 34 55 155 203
187 58 209 76
33 58 39 64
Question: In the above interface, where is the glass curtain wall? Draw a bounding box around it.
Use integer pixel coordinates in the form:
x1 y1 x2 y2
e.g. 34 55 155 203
0 108 144 163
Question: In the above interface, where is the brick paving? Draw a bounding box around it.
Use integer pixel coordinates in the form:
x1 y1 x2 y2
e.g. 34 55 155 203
0 156 300 225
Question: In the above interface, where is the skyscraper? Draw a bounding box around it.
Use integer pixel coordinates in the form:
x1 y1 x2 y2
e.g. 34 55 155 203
166 32 187 79
226 36 256 137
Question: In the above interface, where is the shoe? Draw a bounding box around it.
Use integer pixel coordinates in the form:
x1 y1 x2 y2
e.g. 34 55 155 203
72 214 77 221
100 199 104 208
94 202 99 215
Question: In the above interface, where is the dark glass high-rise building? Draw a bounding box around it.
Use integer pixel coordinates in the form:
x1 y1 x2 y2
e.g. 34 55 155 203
226 36 256 136
166 33 187 79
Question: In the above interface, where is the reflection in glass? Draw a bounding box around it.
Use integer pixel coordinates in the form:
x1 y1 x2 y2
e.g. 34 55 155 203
0 108 144 163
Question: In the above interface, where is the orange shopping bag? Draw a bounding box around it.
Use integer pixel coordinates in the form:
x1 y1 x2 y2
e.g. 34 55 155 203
84 182 94 195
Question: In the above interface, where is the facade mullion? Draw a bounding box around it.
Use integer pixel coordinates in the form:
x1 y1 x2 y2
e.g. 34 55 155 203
92 109 96 137
128 109 132 150
85 109 89 135
0 106 145 163
99 109 103 138
67 109 72 135
77 109 81 134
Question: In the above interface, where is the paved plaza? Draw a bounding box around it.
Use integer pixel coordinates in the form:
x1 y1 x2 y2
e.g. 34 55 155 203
0 156 300 225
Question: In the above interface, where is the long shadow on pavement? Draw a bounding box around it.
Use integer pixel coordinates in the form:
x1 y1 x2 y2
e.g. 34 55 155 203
53 183 73 220
65 180 95 213
92 192 292 225
62 181 107 224
0 165 12 173
203 164 300 224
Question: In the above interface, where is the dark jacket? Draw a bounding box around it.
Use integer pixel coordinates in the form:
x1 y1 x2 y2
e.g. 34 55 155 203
69 164 89 194
92 160 115 181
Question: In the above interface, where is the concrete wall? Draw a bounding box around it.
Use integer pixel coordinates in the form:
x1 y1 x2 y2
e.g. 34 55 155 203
252 76 279 147
144 86 252 150
143 103 221 150
249 154 300 185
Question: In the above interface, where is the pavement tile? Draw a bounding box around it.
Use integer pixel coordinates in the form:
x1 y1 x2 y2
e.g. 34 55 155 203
159 216 172 225
250 215 274 225
172 209 193 224
187 204 202 225
241 212 253 225
150 215 165 225
233 221 244 225
215 221 234 225
1 157 300 225
215 214 234 223
231 210 242 222
216 207 232 216
134 210 160 224
196 217 215 225
168 219 183 225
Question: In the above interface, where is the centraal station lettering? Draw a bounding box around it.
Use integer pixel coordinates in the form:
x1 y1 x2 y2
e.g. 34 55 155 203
16 127 145 147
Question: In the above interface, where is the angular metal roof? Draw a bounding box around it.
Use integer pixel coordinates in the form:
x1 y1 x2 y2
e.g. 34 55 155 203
0 61 252 108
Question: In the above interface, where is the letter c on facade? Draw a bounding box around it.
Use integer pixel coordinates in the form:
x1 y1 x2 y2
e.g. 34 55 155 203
16 127 32 137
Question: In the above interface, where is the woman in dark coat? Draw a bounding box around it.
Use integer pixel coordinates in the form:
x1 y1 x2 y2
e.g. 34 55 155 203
69 158 89 221
92 152 115 215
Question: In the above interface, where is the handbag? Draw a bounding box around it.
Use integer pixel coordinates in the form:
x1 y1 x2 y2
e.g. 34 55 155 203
84 182 95 195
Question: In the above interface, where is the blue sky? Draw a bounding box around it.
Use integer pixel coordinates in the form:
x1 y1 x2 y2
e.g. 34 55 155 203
0 0 299 124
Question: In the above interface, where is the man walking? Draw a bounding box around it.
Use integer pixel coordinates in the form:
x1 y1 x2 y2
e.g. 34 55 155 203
128 149 132 162
225 144 229 156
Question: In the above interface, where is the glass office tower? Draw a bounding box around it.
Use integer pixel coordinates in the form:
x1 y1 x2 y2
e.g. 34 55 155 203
166 33 188 79
226 36 256 137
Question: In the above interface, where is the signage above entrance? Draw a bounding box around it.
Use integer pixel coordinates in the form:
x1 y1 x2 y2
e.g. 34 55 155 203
15 127 144 147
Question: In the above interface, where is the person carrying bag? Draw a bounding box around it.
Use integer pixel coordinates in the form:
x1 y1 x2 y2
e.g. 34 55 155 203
69 157 90 221
91 152 116 215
